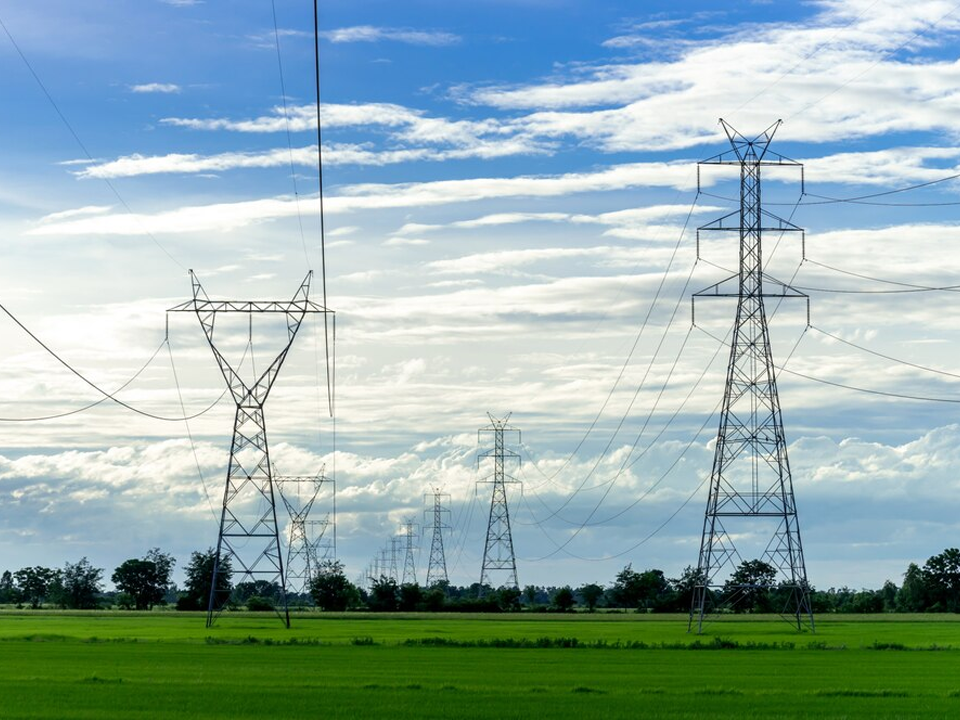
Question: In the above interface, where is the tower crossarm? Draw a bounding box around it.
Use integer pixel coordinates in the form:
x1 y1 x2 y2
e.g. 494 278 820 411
168 271 333 407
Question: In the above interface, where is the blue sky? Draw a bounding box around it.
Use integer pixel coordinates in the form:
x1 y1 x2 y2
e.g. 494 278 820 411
3 0 960 592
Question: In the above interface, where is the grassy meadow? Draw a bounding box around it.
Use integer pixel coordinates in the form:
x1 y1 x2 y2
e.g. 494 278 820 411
2 611 960 718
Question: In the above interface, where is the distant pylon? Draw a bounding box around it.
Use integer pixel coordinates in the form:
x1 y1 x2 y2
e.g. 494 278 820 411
275 468 330 602
378 548 389 582
478 414 521 590
690 119 813 633
424 489 451 586
168 271 332 628
389 537 401 582
400 518 419 585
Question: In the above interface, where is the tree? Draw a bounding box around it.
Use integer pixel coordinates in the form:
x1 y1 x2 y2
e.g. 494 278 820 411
496 586 522 612
610 565 670 611
54 558 103 609
879 580 898 613
610 564 643 608
552 586 576 612
922 548 960 612
398 583 423 612
636 569 670 611
897 563 928 612
667 566 704 612
233 580 281 603
0 570 15 604
368 575 399 611
577 583 604 612
14 566 59 609
724 559 776 613
309 560 359 611
522 585 539 607
179 549 232 611
112 549 175 610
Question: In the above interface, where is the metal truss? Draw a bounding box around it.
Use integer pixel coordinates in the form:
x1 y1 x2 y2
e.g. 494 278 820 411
400 518 419 585
424 489 451 586
478 414 521 591
275 469 334 603
169 270 332 627
689 120 814 633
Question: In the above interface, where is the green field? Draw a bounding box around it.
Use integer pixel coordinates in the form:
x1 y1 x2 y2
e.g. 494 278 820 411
2 612 960 718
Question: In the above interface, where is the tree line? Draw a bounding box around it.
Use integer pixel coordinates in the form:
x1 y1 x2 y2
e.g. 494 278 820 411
2 547 959 614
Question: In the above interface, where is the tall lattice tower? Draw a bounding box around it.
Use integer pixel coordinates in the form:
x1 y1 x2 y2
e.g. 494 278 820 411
400 519 419 585
424 489 451 586
478 414 521 590
276 469 332 602
169 271 331 627
690 119 813 633
389 537 401 582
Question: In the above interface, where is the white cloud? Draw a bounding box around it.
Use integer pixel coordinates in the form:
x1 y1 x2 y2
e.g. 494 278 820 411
37 205 112 223
459 1 960 152
129 82 181 94
322 25 460 46
74 139 552 179
33 162 699 235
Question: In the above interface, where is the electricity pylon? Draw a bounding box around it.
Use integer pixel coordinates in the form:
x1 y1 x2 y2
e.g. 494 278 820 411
689 119 813 633
275 468 331 602
389 537 401 582
424 489 451 586
400 518 419 585
169 271 332 627
478 414 521 591
378 549 389 583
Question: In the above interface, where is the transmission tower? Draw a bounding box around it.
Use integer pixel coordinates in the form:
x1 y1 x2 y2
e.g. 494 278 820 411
378 549 389 583
478 414 521 591
389 537 401 582
275 469 332 603
400 518 419 585
689 119 813 633
169 271 331 627
424 489 451 586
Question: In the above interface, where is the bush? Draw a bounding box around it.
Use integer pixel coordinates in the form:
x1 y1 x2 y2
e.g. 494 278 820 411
246 596 275 612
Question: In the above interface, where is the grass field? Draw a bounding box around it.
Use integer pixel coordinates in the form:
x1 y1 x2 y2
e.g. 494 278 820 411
2 612 960 718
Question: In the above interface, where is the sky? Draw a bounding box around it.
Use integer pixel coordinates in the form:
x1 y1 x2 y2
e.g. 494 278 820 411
2 0 960 593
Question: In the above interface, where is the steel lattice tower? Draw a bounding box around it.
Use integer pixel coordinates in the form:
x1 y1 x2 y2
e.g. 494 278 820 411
424 489 451 586
377 549 389 584
276 469 332 602
689 120 813 633
400 519 419 585
478 414 521 590
169 271 331 627
389 537 401 582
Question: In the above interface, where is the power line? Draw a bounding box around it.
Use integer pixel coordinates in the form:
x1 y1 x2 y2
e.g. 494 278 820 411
313 0 334 418
0 13 186 271
702 171 960 208
167 340 219 523
807 258 960 291
270 0 310 269
521 192 702 491
699 258 960 295
0 300 224 422
697 326 960 404
731 0 885 115
786 2 960 122
0 339 165 422
811 325 960 380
